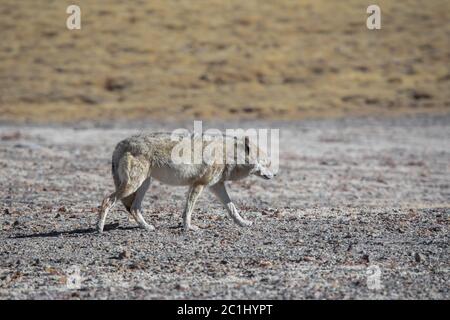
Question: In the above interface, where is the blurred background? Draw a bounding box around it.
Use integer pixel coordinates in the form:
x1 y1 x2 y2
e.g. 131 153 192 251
0 0 449 122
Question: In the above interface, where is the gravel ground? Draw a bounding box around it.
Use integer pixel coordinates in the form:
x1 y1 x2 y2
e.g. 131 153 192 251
0 115 449 299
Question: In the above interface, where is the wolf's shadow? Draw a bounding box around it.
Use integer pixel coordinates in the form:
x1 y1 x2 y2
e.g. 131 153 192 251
10 223 137 239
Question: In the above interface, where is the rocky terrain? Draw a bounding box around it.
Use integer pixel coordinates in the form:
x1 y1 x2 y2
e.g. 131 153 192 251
0 115 448 299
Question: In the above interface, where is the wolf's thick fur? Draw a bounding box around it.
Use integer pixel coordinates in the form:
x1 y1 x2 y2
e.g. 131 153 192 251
97 132 275 233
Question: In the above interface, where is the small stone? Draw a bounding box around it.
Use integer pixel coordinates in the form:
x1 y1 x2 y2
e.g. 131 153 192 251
13 142 42 150
1 131 22 141
414 252 426 263
175 283 189 291
343 233 352 239
410 90 432 100
361 254 370 263
118 250 131 260
275 210 285 218
133 282 147 290
129 262 144 270
104 77 132 91
78 94 103 105
259 260 273 268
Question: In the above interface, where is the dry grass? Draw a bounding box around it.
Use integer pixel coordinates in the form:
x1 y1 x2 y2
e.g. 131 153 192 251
0 0 449 122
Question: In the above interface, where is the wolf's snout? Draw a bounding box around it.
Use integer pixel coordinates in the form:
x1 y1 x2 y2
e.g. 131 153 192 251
262 173 275 180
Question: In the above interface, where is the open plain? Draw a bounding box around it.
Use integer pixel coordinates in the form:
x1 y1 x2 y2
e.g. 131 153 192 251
0 115 448 299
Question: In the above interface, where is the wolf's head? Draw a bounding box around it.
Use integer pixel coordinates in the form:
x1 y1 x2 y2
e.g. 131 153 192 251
243 136 276 180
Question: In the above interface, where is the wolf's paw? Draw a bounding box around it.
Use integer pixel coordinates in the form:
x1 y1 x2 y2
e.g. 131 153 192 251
183 224 200 232
239 219 253 227
143 224 155 232
97 223 105 234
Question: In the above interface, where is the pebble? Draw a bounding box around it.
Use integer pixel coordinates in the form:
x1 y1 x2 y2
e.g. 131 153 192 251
414 252 426 263
175 283 189 291
118 250 131 260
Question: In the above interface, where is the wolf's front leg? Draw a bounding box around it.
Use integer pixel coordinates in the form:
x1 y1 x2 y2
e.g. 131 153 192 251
183 184 204 232
209 182 253 227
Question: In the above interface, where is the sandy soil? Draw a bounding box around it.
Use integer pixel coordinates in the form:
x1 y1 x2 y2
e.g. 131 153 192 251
0 114 448 299
1 0 449 121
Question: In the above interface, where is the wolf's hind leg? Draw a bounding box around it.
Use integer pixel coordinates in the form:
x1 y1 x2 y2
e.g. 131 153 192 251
121 192 138 224
183 184 204 232
97 154 149 233
98 182 141 233
121 193 135 213
130 177 155 231
209 182 253 227
98 192 117 233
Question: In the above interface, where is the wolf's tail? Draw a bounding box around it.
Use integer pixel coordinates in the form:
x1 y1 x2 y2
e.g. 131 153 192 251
112 143 150 185
111 142 127 189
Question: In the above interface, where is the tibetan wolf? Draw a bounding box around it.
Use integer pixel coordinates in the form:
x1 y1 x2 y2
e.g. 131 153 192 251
97 132 276 233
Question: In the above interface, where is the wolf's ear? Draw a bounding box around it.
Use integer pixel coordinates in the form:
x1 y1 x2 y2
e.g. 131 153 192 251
244 136 250 155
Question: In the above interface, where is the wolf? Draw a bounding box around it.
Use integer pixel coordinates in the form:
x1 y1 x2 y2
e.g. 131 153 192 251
97 132 275 233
